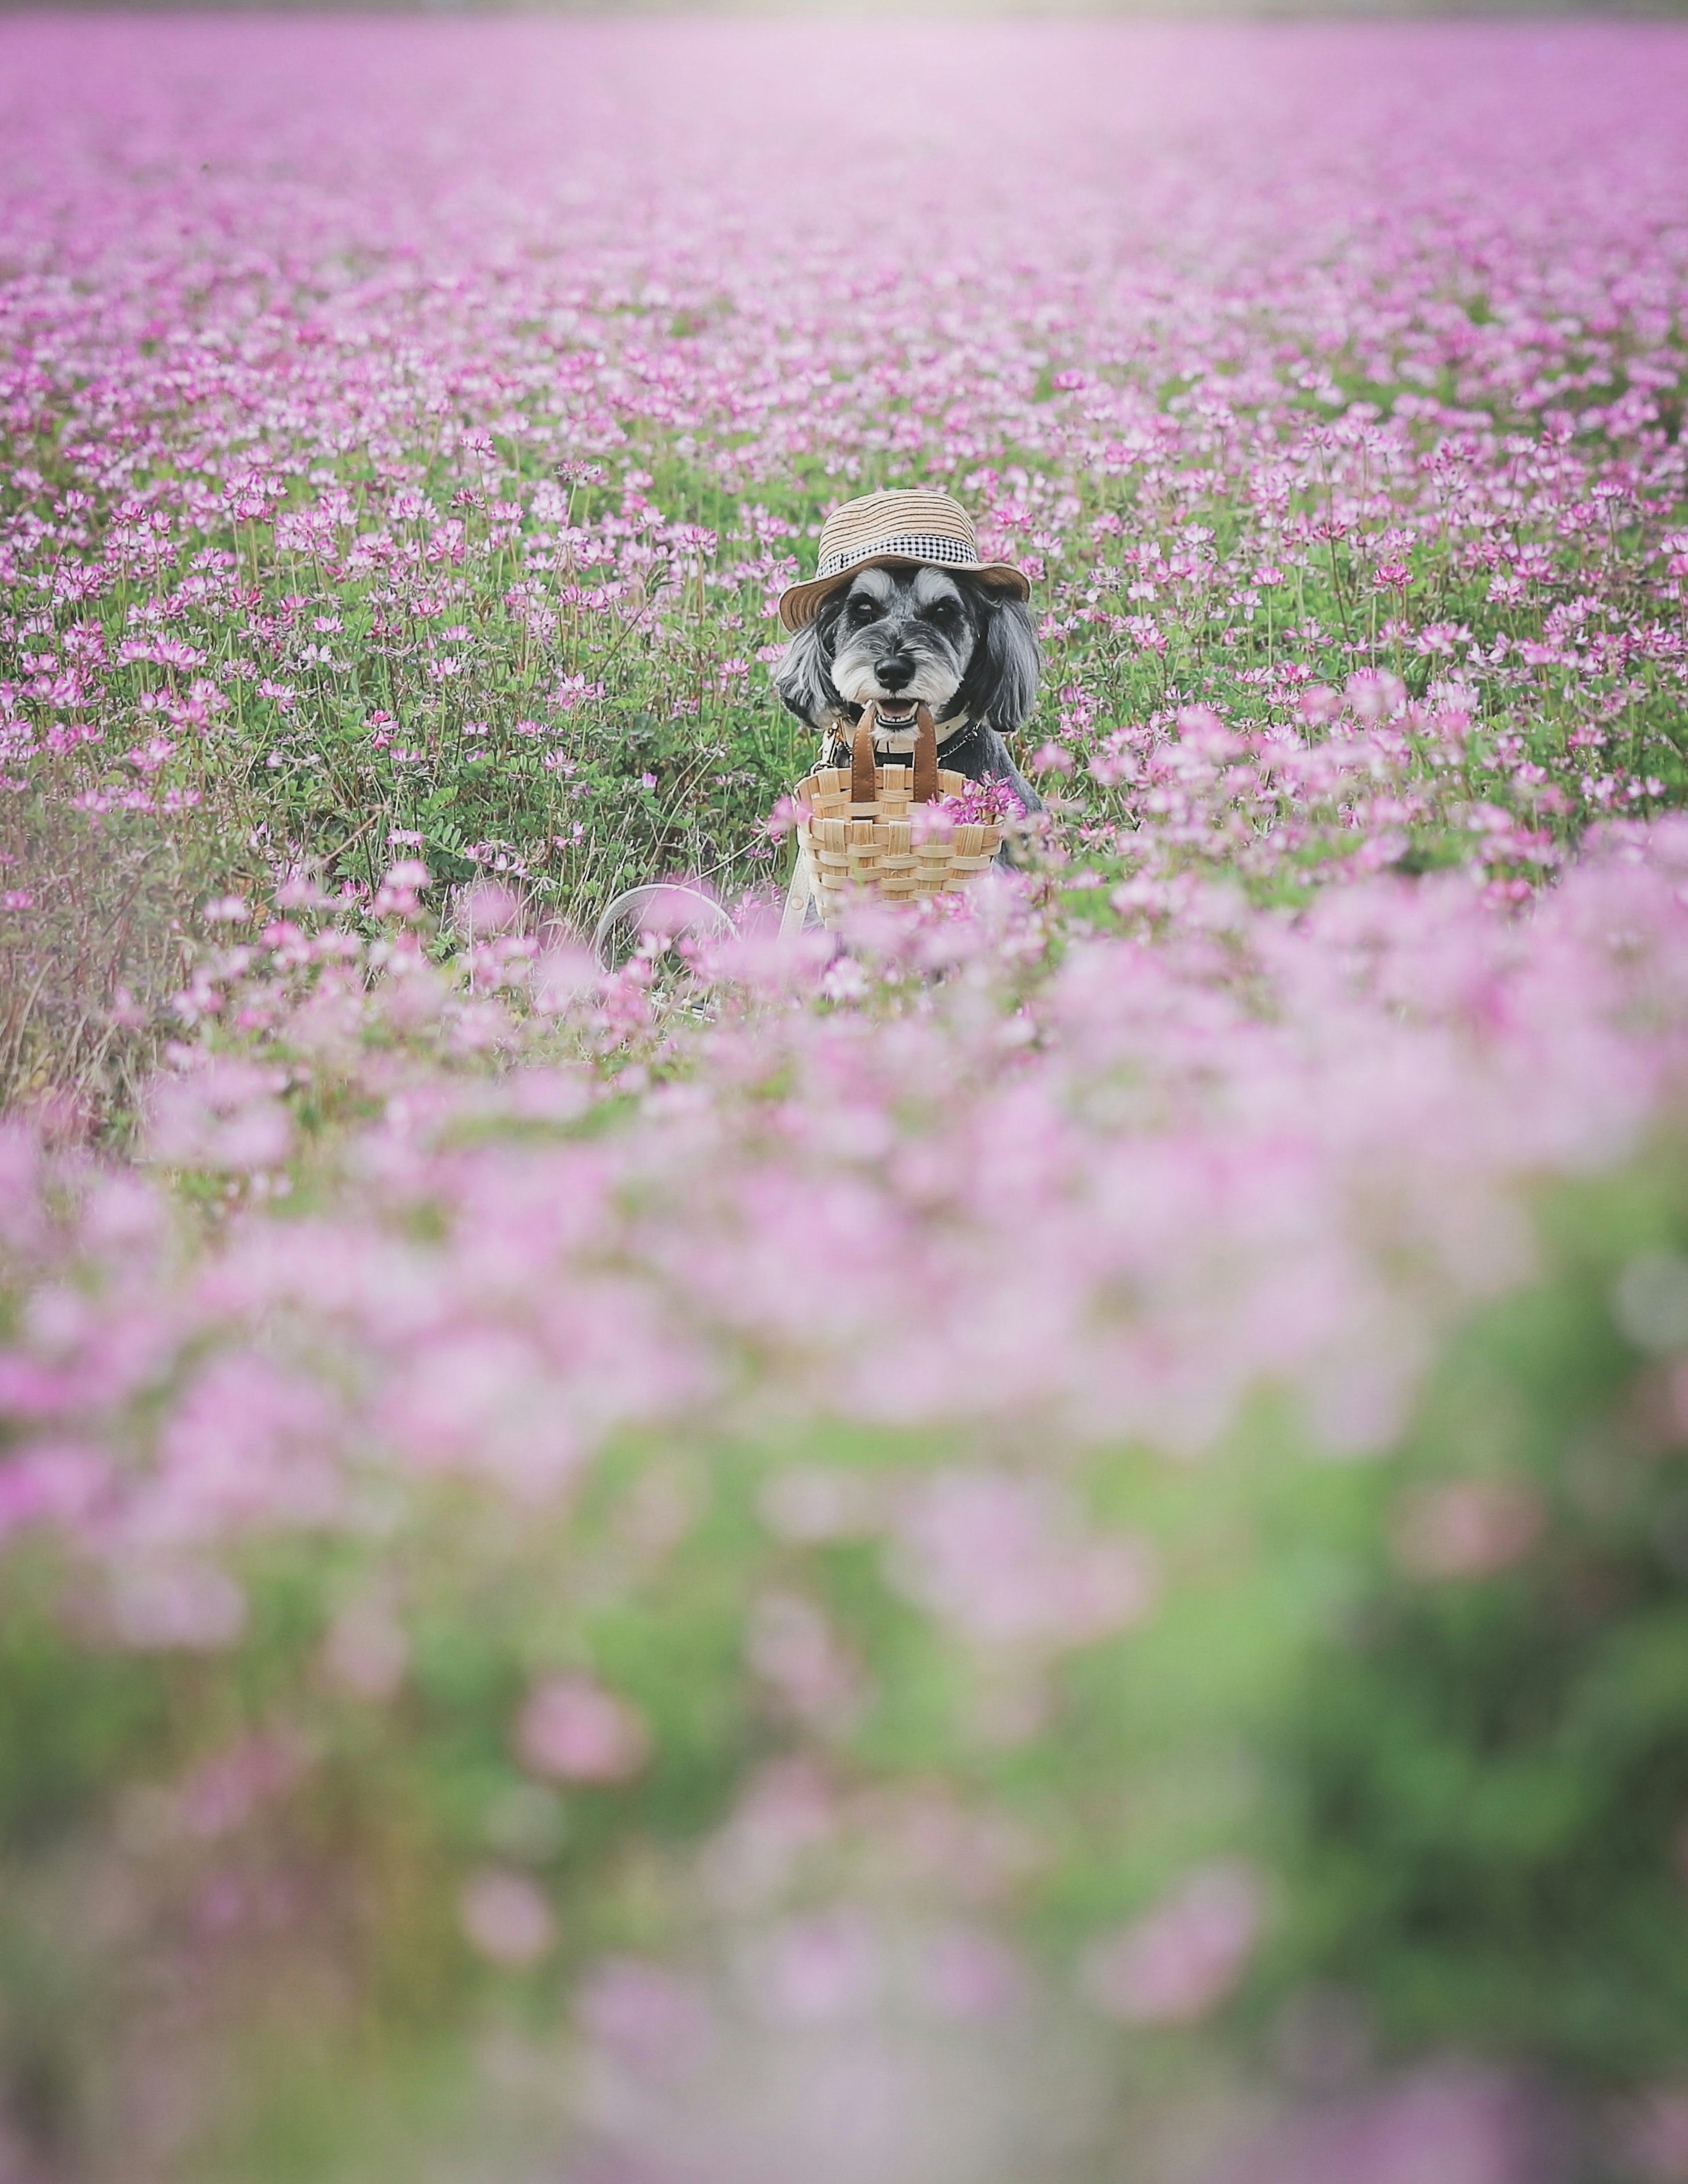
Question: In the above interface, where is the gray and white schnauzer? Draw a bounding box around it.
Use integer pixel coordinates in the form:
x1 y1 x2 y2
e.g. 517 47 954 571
773 488 1042 814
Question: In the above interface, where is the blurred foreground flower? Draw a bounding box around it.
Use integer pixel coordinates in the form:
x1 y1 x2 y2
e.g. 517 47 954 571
1081 1862 1265 2025
461 1868 556 1966
518 1675 650 1783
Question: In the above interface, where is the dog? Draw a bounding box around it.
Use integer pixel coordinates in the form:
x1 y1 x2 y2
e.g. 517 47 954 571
772 562 1044 816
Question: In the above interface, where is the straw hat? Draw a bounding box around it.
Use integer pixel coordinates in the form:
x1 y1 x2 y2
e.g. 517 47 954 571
777 488 1030 632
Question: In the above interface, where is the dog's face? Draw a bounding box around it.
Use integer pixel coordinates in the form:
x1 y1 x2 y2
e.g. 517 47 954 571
826 566 977 732
774 563 1040 738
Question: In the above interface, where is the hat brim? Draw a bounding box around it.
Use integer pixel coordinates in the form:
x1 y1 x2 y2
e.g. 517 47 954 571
777 554 1031 633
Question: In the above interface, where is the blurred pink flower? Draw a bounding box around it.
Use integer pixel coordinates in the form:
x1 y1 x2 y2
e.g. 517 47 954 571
891 1471 1157 1651
764 794 802 841
108 1562 247 1651
324 1597 410 1701
1224 2065 1554 2184
1392 1479 1544 1581
753 1910 879 2024
0 1443 103 1544
373 860 431 919
917 1924 1024 2020
517 1675 649 1783
1082 1861 1264 2024
459 1868 555 1966
577 1957 707 2064
746 1590 864 1730
177 1731 309 1840
458 881 523 938
147 1061 292 1174
1616 2086 1688 2183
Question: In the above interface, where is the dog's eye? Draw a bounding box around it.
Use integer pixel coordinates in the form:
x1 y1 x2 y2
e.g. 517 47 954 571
925 599 960 629
849 596 878 622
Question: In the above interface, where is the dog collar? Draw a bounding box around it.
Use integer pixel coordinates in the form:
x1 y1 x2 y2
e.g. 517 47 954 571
832 710 969 755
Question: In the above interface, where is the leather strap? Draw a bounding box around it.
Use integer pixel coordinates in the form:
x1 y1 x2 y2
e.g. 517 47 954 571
847 701 939 806
911 705 938 803
851 709 878 804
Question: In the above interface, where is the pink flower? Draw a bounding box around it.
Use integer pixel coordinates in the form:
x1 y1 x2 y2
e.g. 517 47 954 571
1391 1479 1544 1581
1617 2086 1688 2182
1081 1862 1264 2024
925 777 1025 831
373 859 431 918
457 881 523 938
918 1925 1024 2020
146 1061 292 1174
753 1911 879 2024
459 1868 554 1966
108 1563 247 1651
891 1472 1157 1651
577 1958 706 2061
324 1598 410 1700
517 1675 648 1783
177 1732 309 1840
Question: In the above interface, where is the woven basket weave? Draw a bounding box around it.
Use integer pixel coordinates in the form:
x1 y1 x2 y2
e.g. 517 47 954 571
792 704 1002 930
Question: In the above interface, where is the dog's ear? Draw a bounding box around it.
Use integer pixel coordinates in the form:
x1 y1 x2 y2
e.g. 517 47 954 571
954 588 1041 734
770 603 843 730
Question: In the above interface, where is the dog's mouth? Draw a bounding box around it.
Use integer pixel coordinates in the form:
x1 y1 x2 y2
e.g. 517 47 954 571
870 699 920 730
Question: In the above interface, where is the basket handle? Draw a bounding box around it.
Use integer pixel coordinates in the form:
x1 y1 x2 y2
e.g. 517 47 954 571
850 712 877 805
850 703 940 807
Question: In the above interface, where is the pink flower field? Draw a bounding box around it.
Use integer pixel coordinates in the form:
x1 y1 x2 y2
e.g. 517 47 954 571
3 18 1688 2184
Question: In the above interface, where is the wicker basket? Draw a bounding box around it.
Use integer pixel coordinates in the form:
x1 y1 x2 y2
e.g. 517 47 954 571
791 704 1002 931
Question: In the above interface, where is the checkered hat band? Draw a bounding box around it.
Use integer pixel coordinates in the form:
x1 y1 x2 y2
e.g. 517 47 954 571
817 533 978 579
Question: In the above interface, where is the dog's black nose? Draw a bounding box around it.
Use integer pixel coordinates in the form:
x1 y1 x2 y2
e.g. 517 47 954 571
877 654 914 692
